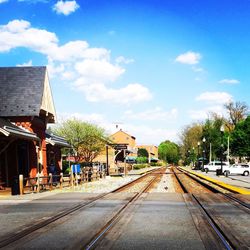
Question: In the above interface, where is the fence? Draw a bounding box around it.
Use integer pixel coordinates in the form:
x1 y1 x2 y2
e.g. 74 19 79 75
16 168 106 195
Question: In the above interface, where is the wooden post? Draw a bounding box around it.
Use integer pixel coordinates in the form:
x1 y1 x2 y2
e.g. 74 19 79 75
60 172 63 189
19 174 23 195
49 173 52 191
70 171 74 187
37 173 40 193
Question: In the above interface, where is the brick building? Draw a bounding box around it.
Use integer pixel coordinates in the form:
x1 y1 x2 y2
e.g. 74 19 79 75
0 66 69 188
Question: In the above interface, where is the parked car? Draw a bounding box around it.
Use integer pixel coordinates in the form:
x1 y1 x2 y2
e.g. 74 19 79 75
204 161 229 173
223 163 250 177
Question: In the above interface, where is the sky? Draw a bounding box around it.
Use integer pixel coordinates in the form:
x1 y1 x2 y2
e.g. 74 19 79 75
0 0 249 145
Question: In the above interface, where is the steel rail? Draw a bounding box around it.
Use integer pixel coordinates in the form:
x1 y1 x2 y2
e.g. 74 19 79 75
0 167 163 249
172 168 234 250
83 173 161 250
177 167 250 211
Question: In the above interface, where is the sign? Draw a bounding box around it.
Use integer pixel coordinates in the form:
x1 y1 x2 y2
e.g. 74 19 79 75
110 143 128 150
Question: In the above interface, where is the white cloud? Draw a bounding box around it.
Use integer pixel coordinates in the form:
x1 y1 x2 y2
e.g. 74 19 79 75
0 20 58 53
16 60 33 66
0 0 8 3
196 91 233 104
57 112 106 124
192 66 204 72
219 79 240 84
123 107 178 121
0 19 152 105
74 80 152 104
53 0 79 15
120 124 178 145
75 59 125 83
175 51 201 65
116 56 134 64
189 105 226 120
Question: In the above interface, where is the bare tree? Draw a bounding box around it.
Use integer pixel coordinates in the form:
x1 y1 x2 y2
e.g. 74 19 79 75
224 101 249 131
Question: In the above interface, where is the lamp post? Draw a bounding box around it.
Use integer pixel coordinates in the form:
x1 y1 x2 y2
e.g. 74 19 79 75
197 142 200 169
202 137 206 171
192 147 195 168
219 125 225 176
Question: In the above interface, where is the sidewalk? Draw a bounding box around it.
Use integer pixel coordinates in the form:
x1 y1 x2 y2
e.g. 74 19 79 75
184 166 250 191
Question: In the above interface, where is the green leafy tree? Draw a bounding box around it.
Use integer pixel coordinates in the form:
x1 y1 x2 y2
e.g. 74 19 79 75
158 140 180 164
231 116 250 158
201 116 225 161
137 148 149 158
53 119 109 162
179 123 203 160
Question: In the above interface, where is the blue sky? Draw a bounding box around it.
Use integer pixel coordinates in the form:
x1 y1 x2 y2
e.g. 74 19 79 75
0 0 249 145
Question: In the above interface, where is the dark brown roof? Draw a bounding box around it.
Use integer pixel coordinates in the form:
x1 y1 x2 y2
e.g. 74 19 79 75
0 66 46 117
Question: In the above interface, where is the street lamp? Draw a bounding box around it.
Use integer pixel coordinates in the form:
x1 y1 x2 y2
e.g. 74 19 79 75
219 125 225 176
192 147 195 168
197 142 200 169
202 137 206 171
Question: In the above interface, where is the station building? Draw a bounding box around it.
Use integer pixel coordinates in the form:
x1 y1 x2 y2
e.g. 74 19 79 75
0 66 69 188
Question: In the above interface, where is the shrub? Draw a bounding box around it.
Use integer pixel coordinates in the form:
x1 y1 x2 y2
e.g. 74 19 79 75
150 162 163 166
136 156 148 164
133 163 149 169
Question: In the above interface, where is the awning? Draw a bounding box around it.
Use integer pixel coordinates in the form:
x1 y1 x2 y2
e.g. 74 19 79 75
125 156 137 160
0 118 40 141
45 131 71 148
150 157 159 162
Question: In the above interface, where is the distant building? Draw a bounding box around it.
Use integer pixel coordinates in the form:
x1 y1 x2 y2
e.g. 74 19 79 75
0 66 69 188
137 145 159 162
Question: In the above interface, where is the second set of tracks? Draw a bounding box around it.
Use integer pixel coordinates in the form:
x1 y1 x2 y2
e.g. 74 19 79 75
172 167 250 250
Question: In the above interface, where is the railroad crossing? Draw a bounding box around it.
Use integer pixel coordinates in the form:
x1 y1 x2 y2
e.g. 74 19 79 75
0 166 249 249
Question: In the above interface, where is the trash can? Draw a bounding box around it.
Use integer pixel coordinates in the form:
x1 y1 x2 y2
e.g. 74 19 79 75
11 176 20 195
216 169 222 176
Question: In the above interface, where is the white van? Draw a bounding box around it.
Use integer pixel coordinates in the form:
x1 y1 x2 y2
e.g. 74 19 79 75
204 161 229 172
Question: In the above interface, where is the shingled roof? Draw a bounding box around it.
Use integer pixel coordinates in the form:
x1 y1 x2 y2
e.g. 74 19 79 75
0 66 56 122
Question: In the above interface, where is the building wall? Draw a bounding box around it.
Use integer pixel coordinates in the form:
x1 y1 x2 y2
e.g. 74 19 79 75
110 129 137 156
137 145 158 159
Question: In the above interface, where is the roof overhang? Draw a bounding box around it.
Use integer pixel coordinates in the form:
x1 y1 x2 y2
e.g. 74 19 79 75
3 125 40 141
46 132 71 148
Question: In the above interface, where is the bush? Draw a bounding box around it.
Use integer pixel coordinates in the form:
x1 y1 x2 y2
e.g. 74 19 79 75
62 161 75 174
150 162 163 166
133 164 149 169
136 157 148 164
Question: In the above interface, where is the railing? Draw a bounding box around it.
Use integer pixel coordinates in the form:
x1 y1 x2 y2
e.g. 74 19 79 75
17 169 106 195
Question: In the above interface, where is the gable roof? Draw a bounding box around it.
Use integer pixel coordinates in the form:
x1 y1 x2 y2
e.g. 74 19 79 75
111 129 136 140
0 66 56 122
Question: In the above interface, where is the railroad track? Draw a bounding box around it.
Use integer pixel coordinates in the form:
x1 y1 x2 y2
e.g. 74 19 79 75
172 167 250 250
177 167 250 210
0 167 165 249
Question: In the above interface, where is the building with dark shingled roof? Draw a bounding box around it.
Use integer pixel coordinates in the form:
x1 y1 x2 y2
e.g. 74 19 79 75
0 66 69 190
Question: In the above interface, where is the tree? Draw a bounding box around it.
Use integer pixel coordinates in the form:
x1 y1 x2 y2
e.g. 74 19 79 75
158 140 180 164
137 148 149 158
179 123 203 160
231 116 250 158
53 119 109 162
201 116 225 161
224 101 249 131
